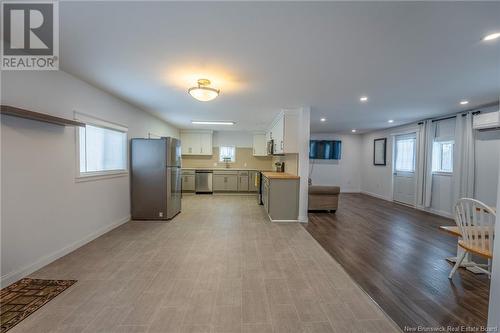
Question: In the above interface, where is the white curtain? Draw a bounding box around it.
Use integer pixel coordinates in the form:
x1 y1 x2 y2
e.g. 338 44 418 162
453 113 475 204
424 120 436 207
417 120 436 208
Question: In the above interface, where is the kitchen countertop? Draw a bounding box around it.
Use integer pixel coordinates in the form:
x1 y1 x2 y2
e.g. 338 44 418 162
261 172 300 180
182 167 273 171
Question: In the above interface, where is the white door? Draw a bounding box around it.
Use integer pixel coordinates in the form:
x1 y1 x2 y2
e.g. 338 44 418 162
393 133 417 206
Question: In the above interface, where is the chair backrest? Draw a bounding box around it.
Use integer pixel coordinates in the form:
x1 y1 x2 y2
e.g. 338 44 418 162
454 198 496 255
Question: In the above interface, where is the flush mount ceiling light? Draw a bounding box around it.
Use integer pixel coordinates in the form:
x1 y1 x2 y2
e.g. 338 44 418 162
460 100 469 105
360 96 368 102
188 79 220 102
320 118 326 122
351 129 357 133
191 120 235 125
483 32 500 41
388 119 394 123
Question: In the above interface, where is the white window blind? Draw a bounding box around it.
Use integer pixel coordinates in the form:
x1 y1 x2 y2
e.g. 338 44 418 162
219 145 236 163
395 135 416 172
76 113 128 176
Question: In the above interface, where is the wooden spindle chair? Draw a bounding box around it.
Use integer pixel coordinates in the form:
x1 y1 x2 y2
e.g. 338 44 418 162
449 198 496 279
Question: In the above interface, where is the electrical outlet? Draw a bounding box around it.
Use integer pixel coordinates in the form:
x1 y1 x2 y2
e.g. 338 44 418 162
159 212 163 217
244 162 247 167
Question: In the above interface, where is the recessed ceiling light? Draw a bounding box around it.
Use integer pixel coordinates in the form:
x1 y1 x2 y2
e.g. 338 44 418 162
191 121 235 125
388 119 394 123
320 118 326 122
360 96 368 102
188 79 220 102
351 129 357 133
482 32 500 41
460 100 469 105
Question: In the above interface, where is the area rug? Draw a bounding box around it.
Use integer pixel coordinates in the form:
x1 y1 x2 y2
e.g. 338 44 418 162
0 278 77 333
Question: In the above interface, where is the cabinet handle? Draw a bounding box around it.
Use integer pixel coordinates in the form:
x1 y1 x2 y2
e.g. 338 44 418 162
281 141 284 150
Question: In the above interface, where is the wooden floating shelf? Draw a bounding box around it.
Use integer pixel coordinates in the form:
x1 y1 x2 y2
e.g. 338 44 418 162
0 105 85 127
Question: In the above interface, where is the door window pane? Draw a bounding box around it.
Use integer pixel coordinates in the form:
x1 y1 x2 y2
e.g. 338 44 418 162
395 137 416 172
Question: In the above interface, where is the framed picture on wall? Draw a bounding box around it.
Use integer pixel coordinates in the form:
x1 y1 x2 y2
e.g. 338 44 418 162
373 138 387 166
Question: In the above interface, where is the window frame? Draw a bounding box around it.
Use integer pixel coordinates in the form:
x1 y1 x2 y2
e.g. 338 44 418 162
74 112 129 182
432 140 454 175
218 145 236 163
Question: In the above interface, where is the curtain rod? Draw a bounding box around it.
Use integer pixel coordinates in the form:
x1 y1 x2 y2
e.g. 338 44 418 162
417 110 482 125
416 101 498 125
430 110 481 123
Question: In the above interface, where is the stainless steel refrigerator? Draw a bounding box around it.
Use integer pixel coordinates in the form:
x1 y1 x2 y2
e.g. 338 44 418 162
131 137 181 220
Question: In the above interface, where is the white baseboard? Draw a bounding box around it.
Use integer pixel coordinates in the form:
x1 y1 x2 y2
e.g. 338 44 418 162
360 191 453 219
339 189 361 193
424 208 453 219
0 215 130 288
360 191 392 202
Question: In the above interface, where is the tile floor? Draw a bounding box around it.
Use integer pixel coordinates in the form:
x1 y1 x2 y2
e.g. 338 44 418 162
11 195 400 333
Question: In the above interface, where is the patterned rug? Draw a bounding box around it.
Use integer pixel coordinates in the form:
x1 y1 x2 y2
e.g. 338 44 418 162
0 278 77 333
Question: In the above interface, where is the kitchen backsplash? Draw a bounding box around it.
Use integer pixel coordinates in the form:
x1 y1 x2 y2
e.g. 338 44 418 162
272 153 299 175
182 147 273 170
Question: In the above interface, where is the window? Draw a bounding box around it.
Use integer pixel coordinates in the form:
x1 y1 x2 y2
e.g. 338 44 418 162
77 113 128 177
219 145 236 163
395 136 416 172
432 141 454 173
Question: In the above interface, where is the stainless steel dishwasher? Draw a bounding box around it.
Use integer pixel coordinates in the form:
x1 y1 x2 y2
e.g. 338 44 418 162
195 170 213 194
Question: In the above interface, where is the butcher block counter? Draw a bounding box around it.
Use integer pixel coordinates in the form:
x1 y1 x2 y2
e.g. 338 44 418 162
261 172 300 222
261 171 300 180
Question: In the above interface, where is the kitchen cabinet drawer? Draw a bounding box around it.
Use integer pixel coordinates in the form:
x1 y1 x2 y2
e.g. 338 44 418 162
182 170 195 175
213 170 238 175
238 175 249 192
182 174 195 192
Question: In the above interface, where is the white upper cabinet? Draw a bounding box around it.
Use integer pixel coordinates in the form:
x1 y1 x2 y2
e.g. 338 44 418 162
268 110 298 155
199 132 213 155
180 130 213 155
252 133 267 156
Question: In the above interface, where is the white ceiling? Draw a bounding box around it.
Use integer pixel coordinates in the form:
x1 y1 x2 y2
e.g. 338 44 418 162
60 1 500 133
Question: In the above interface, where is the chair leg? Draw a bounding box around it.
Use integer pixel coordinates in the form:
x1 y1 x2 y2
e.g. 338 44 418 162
448 250 467 279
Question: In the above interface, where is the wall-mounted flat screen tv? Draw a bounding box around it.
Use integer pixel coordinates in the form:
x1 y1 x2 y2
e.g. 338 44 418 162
309 140 342 160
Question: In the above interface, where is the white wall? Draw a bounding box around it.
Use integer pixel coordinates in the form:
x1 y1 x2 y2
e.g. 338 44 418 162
1 70 179 286
475 130 500 207
212 131 254 148
357 107 499 217
488 154 500 328
309 133 362 192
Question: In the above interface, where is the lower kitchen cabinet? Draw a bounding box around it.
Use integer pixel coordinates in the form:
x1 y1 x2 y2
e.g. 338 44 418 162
262 173 299 221
213 171 238 192
181 172 195 192
237 171 249 191
249 171 259 192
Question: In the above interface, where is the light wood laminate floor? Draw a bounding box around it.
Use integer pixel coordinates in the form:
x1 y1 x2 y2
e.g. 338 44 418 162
12 195 399 333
